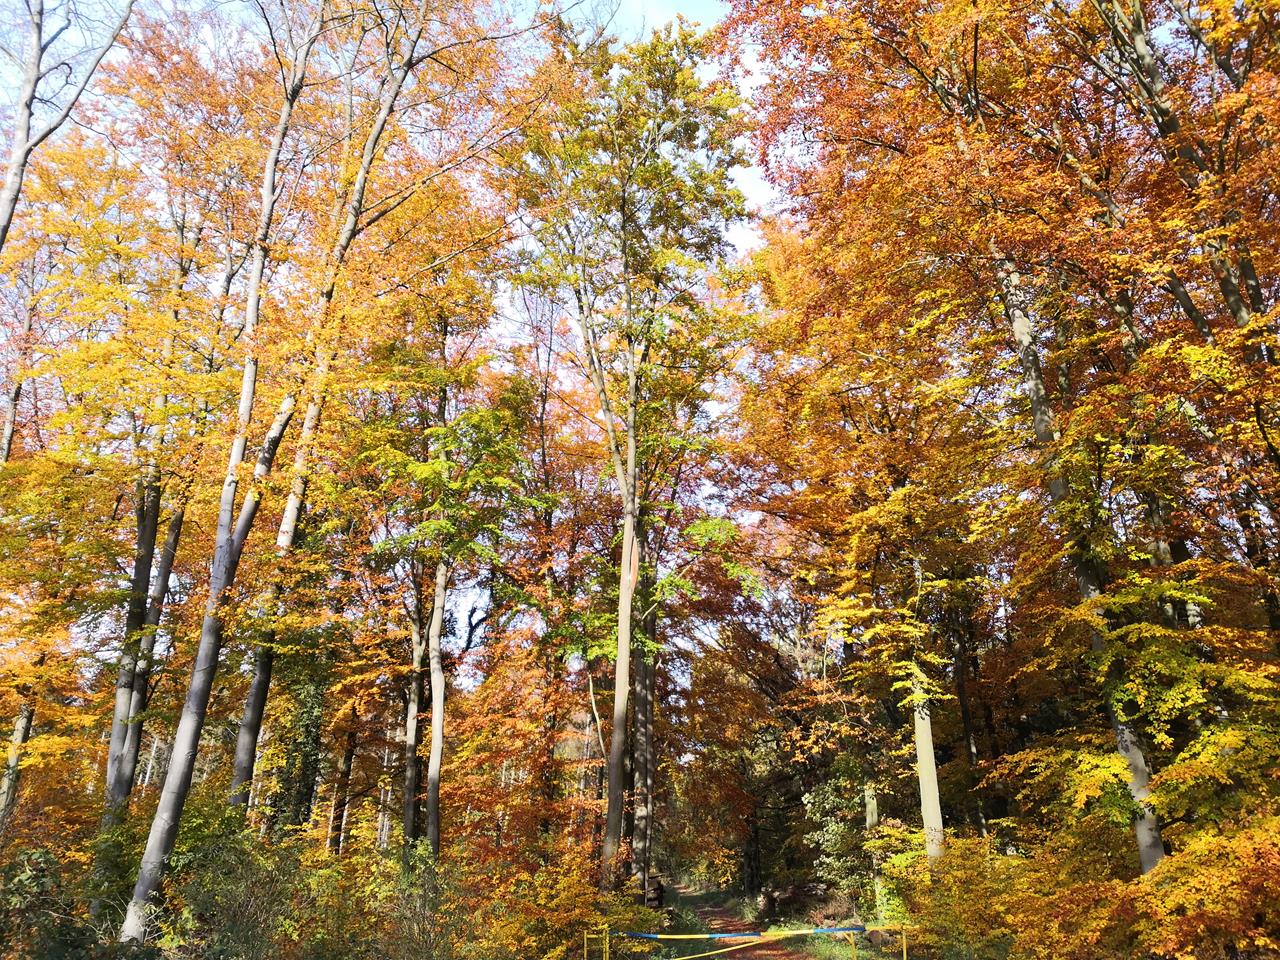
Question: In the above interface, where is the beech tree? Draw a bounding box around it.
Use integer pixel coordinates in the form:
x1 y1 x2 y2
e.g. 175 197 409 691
517 21 743 882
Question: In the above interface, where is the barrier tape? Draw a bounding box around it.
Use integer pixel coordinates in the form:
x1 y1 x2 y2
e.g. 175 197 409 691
663 936 810 960
618 926 865 940
592 924 915 960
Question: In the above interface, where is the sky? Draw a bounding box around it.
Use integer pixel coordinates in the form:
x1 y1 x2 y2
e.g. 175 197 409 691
603 0 730 37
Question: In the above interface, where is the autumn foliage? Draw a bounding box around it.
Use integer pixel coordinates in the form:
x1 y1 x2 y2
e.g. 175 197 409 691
1 0 1279 957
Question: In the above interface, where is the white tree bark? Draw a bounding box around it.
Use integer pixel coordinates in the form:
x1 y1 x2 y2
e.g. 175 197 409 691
571 303 643 881
912 675 945 861
404 589 426 848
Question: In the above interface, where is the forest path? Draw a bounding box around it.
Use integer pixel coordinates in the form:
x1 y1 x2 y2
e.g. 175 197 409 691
679 898 817 960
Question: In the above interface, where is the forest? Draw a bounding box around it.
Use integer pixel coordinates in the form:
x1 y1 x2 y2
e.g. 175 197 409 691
0 0 1278 956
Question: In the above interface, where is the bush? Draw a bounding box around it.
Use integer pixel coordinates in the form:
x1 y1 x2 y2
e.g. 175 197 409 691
0 848 160 960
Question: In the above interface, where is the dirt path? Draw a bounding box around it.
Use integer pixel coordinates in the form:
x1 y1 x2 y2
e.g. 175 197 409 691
685 901 815 960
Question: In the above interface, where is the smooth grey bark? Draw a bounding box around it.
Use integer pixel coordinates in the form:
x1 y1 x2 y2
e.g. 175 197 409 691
863 783 885 923
403 589 427 851
602 506 638 876
1 311 34 464
630 573 656 888
572 302 642 881
225 375 329 807
117 12 322 935
103 480 162 825
229 643 275 807
0 699 35 837
117 507 184 801
119 597 228 939
997 257 1166 873
0 0 136 256
911 674 946 861
424 560 448 857
118 393 296 941
328 715 357 854
224 0 462 803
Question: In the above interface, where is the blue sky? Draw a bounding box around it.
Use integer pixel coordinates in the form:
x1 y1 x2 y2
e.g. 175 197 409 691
603 0 730 38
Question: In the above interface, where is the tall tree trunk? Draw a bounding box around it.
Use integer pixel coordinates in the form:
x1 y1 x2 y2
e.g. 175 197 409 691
117 15 322 935
0 698 35 837
912 673 946 861
864 783 885 923
229 643 275 807
103 480 162 826
228 371 328 806
118 508 184 801
573 278 644 884
403 588 426 853
221 0 451 803
328 714 357 855
998 257 1165 873
424 560 448 858
601 502 638 879
630 571 656 889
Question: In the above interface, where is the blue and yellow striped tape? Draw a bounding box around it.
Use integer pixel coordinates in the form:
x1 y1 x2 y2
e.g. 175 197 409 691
617 926 866 940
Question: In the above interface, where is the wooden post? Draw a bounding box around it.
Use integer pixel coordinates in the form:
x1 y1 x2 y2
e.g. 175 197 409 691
902 926 907 960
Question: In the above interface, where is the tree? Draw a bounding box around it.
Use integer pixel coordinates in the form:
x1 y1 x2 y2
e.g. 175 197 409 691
0 0 135 256
517 20 744 882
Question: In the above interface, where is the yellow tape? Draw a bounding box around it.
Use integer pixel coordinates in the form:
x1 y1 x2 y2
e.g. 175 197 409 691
621 933 765 940
668 935 796 960
599 924 917 959
621 927 870 941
